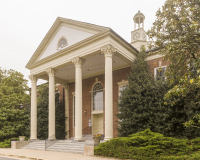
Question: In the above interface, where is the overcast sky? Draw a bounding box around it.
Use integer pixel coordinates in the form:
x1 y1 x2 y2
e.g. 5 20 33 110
0 0 166 87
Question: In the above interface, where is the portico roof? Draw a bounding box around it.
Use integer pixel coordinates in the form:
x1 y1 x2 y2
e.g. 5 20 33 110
26 17 139 84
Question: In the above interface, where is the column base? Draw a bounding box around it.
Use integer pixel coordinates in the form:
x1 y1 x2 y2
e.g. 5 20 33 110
48 135 56 140
104 137 112 141
30 137 37 140
74 137 83 141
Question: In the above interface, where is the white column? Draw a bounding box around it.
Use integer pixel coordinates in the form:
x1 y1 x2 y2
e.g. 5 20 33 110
72 57 85 140
101 44 116 141
46 68 56 140
142 21 144 29
139 17 141 28
64 84 69 139
28 75 38 140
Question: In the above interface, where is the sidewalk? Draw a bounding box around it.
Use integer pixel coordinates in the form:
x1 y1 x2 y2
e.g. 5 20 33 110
0 149 119 160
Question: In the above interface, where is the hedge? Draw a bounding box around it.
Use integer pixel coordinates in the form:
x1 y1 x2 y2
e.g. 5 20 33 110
94 129 200 159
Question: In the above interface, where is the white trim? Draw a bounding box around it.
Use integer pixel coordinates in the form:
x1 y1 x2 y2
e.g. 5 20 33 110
154 65 167 80
57 36 68 50
91 81 104 111
146 54 163 61
118 79 128 99
92 110 103 114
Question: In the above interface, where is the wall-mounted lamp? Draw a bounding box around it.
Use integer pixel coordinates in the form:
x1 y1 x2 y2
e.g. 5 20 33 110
84 110 87 114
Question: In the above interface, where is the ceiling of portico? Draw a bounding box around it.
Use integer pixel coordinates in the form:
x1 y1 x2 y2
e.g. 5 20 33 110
53 53 129 83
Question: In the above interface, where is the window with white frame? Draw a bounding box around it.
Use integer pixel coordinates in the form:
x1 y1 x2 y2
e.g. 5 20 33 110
57 37 68 50
92 82 103 111
55 90 60 102
154 66 167 81
118 79 128 101
188 60 199 76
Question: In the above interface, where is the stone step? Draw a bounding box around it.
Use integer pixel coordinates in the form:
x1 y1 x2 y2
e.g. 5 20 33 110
47 148 84 154
21 139 86 154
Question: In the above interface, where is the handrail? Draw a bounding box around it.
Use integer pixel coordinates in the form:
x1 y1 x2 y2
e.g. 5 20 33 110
44 134 56 151
83 126 92 135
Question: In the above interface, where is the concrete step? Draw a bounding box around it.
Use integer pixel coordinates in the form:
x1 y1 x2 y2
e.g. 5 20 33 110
21 139 86 154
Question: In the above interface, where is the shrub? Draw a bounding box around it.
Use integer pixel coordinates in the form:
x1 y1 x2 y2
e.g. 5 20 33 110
0 139 11 148
94 129 200 159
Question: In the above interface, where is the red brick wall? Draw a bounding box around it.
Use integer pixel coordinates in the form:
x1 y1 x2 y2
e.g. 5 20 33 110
56 57 168 138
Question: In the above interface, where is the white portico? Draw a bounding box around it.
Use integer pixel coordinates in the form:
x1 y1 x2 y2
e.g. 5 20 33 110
26 17 138 141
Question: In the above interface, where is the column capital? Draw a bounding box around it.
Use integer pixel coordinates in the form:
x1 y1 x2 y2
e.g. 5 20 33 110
28 75 37 83
72 57 85 68
46 68 56 77
101 44 117 57
63 83 69 90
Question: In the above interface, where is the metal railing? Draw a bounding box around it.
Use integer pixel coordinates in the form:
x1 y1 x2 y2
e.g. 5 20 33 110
44 134 57 151
83 126 92 135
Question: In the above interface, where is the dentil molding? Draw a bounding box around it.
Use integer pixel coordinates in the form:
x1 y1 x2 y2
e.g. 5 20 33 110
28 75 37 83
72 57 85 68
101 44 117 57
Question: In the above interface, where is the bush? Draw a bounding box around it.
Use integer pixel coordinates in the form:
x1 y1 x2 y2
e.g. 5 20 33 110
0 137 30 148
94 129 200 159
0 139 11 148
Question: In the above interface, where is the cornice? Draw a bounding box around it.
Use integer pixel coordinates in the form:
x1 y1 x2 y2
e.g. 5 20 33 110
29 29 139 70
67 64 132 83
26 29 110 69
26 17 109 69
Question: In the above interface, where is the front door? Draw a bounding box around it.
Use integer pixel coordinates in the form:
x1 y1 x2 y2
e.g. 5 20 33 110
93 114 103 135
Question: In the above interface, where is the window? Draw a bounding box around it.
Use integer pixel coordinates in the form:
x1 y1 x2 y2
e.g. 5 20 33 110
188 60 199 77
92 82 103 111
118 79 128 100
57 37 67 50
119 85 127 98
154 66 167 81
55 90 60 102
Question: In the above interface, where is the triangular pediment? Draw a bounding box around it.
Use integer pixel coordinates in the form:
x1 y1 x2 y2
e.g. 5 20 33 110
26 17 109 68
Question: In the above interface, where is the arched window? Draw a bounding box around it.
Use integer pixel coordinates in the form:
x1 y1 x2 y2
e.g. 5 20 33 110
57 37 67 49
92 82 103 111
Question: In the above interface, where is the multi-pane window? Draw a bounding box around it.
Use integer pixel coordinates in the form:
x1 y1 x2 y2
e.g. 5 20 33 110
118 80 128 101
119 85 127 98
58 38 67 49
154 66 167 81
92 82 103 111
188 60 199 76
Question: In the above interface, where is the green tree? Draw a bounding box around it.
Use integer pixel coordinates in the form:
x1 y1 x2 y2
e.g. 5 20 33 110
37 83 66 140
147 0 200 129
0 68 30 141
147 0 200 103
117 47 200 138
117 47 168 137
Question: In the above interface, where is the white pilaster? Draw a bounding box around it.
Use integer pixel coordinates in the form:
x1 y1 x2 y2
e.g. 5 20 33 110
72 57 85 140
101 44 117 141
63 84 69 139
29 75 38 140
46 68 56 140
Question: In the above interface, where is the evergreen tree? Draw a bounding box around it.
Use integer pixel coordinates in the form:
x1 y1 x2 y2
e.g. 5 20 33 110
37 83 66 139
117 47 200 138
117 47 163 137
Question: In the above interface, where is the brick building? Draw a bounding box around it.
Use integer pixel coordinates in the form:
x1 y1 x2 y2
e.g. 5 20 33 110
26 11 167 141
